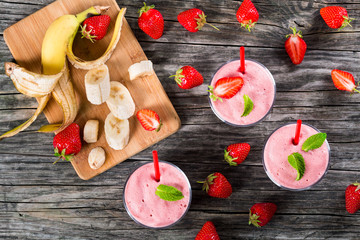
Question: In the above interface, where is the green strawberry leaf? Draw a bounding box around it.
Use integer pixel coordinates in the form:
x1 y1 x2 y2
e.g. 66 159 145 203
241 94 253 117
288 152 305 181
301 133 327 152
155 184 184 201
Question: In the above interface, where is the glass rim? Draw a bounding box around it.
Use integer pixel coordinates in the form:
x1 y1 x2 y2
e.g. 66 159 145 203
208 58 276 127
262 122 331 191
123 160 192 229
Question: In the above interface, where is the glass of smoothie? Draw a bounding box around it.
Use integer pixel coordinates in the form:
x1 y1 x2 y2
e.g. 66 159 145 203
123 161 192 228
263 122 330 191
209 58 276 127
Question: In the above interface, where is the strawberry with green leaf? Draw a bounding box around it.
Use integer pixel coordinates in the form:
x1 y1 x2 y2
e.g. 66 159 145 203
198 172 232 198
177 8 219 32
169 66 203 89
53 123 82 163
345 182 360 214
138 2 164 39
320 6 354 29
224 143 250 166
236 0 259 31
249 203 277 227
81 15 111 42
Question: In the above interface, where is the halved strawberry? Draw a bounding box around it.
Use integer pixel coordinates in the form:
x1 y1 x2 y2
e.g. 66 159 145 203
136 109 162 132
285 27 307 65
331 69 359 93
208 77 244 101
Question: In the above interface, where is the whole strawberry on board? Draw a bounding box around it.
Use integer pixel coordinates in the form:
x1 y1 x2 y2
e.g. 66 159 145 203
198 172 232 198
236 0 259 31
249 203 277 227
224 143 250 166
169 66 203 89
136 109 162 132
81 15 111 42
138 2 164 39
195 221 220 240
331 69 360 93
208 77 244 101
177 8 219 32
285 27 307 65
320 6 354 29
53 123 82 163
345 182 360 214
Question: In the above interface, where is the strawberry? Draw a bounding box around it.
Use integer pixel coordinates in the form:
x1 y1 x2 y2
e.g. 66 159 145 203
320 6 354 29
198 172 232 198
208 77 244 101
331 69 359 93
136 109 162 132
285 27 307 65
169 66 203 89
345 182 360 214
177 8 219 32
224 143 251 166
138 2 164 39
53 123 82 163
236 0 259 32
249 203 277 227
81 15 111 42
195 221 220 240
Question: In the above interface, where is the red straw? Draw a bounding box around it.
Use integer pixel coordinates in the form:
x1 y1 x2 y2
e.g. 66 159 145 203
240 46 245 74
152 150 160 182
293 119 302 145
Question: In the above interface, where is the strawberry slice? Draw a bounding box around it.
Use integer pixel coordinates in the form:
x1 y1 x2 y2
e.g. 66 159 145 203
331 69 359 93
208 77 244 101
285 27 307 65
136 109 162 132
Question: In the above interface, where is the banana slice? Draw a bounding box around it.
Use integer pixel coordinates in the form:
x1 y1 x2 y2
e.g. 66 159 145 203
83 119 99 143
104 112 130 150
128 60 154 81
85 64 110 105
106 81 135 120
88 146 106 170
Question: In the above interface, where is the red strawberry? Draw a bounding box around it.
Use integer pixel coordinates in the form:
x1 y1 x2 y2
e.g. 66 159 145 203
236 0 259 31
53 123 82 163
195 221 220 240
198 172 232 198
224 143 251 166
138 3 164 39
320 6 354 29
169 66 203 89
208 77 244 101
345 182 360 214
285 27 307 65
177 8 219 32
331 69 359 93
249 203 277 227
136 109 162 132
81 15 111 42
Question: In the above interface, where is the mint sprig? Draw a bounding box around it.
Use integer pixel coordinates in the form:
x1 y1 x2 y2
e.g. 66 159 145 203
302 133 327 152
241 94 253 117
288 152 305 181
155 184 184 201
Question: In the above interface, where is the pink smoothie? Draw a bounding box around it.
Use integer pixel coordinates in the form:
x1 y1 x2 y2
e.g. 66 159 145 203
263 124 330 190
210 59 275 126
124 162 191 228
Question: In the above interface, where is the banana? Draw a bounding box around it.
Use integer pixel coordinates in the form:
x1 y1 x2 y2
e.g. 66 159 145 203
128 60 154 81
83 119 99 143
106 81 135 120
66 8 126 70
84 64 110 105
88 146 106 170
104 112 130 150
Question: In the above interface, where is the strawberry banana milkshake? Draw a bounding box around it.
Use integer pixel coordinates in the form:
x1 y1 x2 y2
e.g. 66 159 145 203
123 161 191 228
263 123 330 190
209 59 275 126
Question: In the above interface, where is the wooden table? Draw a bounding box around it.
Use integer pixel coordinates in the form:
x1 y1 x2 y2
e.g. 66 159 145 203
1 0 359 239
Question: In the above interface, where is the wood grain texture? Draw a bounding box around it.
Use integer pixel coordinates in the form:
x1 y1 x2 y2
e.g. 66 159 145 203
0 0 360 239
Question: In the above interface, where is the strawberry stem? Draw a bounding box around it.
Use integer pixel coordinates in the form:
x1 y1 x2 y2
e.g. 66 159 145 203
338 16 355 30
169 68 185 85
195 12 219 31
138 2 155 17
353 88 360 94
207 86 223 102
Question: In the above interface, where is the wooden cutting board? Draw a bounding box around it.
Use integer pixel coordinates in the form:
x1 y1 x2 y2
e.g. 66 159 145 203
3 0 181 180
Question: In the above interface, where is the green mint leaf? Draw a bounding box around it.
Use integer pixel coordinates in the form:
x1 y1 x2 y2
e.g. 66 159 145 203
241 94 253 117
301 133 327 152
288 152 305 181
155 184 184 201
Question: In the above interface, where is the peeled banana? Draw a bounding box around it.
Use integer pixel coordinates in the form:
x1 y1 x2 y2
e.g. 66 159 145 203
128 60 154 81
88 146 106 170
106 81 135 120
85 64 110 105
83 119 99 143
104 112 130 150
